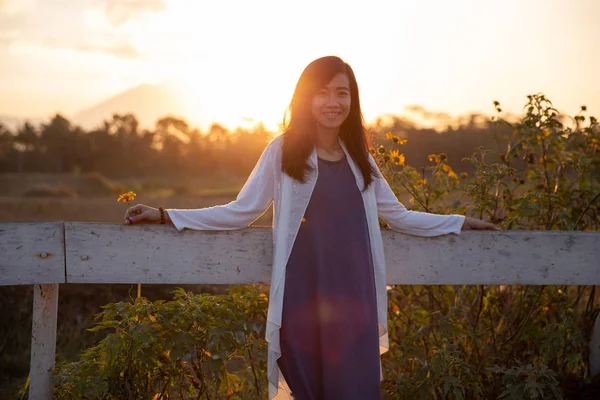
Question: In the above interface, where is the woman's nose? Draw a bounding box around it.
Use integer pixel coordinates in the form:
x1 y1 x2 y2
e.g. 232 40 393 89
325 94 338 105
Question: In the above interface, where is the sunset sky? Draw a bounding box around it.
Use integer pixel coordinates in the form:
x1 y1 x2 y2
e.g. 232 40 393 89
1 0 599 130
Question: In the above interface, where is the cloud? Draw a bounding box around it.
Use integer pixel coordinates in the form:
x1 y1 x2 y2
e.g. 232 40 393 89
77 41 140 58
105 0 166 26
0 0 34 15
7 36 141 60
0 30 18 47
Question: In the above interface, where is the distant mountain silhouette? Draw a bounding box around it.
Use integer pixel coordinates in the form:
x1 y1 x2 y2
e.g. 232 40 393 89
72 84 195 129
0 115 46 131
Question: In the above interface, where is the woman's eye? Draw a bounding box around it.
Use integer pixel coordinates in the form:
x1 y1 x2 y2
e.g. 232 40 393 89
317 90 328 96
339 91 349 96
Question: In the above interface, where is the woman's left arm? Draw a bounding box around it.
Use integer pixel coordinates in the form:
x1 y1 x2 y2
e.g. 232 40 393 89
371 156 498 236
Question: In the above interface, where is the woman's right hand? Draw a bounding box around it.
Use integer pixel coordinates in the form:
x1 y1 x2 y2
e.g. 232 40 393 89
124 204 161 224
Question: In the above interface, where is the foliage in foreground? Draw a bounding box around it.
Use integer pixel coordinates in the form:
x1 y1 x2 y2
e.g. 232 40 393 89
47 94 600 399
52 287 268 399
374 94 600 399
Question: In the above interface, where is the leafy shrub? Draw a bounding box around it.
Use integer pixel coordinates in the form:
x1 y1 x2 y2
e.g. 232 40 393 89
488 362 561 399
53 287 268 399
375 94 599 399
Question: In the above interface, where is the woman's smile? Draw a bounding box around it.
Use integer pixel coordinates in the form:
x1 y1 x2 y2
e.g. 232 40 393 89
323 111 341 119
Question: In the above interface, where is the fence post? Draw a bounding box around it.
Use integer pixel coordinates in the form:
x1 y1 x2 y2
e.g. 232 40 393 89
29 284 59 400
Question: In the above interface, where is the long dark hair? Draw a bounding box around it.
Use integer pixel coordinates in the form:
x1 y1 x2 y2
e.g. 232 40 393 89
281 56 377 190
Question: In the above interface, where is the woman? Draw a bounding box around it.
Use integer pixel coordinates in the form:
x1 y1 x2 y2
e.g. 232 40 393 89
125 56 499 400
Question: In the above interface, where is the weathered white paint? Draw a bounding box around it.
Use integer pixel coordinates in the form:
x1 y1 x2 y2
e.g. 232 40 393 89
65 222 273 284
383 230 600 285
0 222 65 285
29 284 59 400
64 224 600 285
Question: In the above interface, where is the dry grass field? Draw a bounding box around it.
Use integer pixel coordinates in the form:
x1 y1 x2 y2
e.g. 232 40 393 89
0 172 264 222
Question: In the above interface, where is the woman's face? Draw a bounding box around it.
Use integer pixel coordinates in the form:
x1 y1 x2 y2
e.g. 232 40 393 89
311 72 351 132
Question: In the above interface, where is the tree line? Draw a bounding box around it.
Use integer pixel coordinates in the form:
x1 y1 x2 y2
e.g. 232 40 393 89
0 111 516 179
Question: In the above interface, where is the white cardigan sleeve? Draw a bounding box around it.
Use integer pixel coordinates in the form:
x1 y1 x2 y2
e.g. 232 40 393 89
166 140 277 231
370 155 465 236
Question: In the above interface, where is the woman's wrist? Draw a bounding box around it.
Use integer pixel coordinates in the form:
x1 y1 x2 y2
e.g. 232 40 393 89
161 208 172 224
462 217 471 230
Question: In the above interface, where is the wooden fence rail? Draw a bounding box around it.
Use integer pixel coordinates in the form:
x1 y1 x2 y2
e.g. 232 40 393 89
1 222 599 399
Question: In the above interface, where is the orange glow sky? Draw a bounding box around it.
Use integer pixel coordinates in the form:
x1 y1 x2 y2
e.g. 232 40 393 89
1 0 599 130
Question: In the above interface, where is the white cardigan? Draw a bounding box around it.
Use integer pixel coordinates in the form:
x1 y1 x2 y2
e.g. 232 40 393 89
166 135 465 399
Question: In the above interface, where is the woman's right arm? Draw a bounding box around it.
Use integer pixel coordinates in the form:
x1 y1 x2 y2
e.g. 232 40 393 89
369 154 465 236
125 138 278 231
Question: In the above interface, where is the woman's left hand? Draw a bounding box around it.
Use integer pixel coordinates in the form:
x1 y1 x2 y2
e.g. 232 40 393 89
462 217 500 231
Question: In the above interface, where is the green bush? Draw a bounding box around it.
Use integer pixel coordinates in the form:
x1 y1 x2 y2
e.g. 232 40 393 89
52 287 268 399
376 94 599 398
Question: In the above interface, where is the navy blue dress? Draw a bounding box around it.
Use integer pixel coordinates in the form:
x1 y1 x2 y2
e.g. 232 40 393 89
278 155 381 400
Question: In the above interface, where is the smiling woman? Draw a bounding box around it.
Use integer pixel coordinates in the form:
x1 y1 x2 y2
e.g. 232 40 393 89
125 55 498 400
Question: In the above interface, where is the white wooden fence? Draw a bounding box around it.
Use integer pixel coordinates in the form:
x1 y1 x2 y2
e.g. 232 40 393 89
1 222 600 399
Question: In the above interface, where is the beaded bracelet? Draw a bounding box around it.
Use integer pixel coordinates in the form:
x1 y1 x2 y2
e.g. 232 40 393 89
159 207 165 224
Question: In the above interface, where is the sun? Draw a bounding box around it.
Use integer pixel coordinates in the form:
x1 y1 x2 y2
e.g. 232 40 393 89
167 61 294 131
124 0 301 131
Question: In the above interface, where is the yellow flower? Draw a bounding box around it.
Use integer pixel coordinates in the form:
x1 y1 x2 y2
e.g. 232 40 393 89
385 132 407 145
396 154 405 166
117 191 136 203
428 154 440 163
440 164 458 180
388 150 405 166
414 179 427 188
